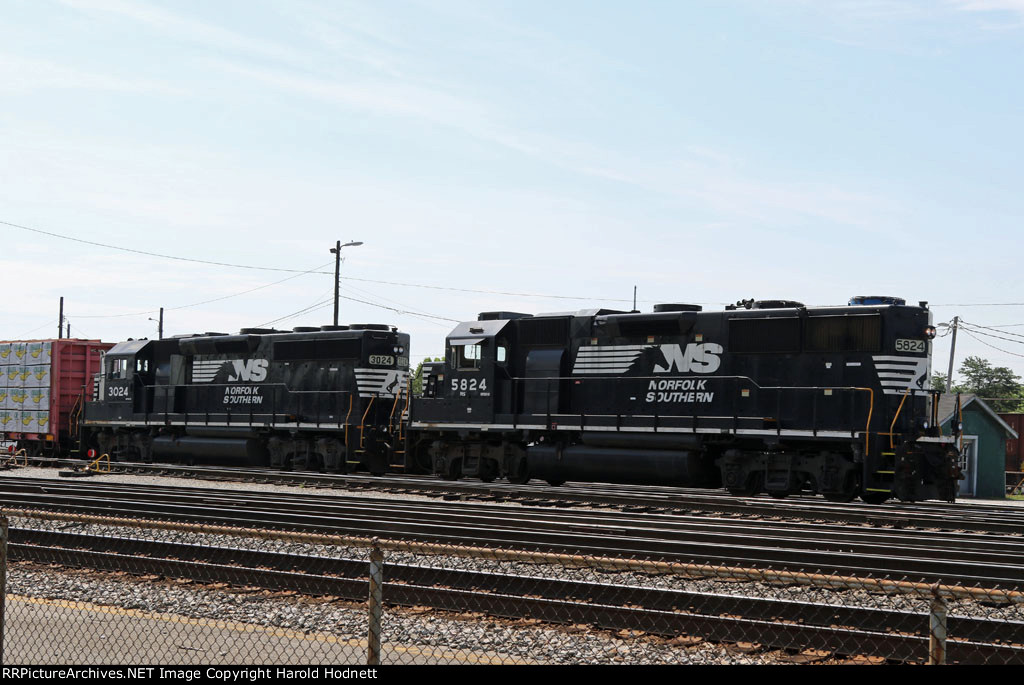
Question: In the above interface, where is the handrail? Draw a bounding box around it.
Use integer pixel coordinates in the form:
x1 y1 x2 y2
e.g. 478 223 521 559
359 396 376 451
397 378 412 445
344 395 354 452
388 388 402 433
889 390 911 449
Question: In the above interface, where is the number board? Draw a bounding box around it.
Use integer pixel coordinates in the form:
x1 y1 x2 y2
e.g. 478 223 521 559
895 339 926 353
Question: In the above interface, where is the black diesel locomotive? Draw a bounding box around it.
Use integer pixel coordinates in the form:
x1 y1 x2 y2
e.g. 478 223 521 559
83 296 962 503
84 325 410 475
410 297 961 503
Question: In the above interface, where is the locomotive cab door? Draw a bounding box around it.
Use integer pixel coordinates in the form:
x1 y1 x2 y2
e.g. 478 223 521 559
101 354 137 422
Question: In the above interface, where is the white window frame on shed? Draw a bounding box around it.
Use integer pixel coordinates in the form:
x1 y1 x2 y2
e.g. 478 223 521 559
957 435 978 498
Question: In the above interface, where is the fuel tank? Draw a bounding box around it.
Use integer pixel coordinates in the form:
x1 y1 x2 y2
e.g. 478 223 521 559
525 443 718 486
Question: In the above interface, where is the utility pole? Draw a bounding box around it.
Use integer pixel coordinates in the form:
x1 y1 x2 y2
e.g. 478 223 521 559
945 316 959 393
330 240 363 326
58 297 64 340
149 309 164 340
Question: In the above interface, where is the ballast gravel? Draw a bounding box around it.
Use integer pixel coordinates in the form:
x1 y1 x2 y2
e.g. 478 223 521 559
3 467 1022 664
6 563 780 665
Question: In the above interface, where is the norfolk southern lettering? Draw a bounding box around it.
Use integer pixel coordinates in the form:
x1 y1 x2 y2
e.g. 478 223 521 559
646 378 713 404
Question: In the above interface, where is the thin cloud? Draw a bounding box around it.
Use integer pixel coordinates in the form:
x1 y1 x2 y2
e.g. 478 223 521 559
0 54 184 95
57 0 305 65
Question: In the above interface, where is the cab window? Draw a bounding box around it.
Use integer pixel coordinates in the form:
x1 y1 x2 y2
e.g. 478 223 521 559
454 344 482 370
108 358 130 379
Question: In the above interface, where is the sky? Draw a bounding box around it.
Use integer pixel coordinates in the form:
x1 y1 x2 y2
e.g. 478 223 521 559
2 0 1024 382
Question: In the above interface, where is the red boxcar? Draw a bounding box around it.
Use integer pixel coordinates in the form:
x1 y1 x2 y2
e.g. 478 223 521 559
1 338 113 457
999 412 1024 472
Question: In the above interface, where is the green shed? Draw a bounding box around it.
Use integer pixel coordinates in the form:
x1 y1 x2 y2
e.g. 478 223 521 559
937 394 1018 499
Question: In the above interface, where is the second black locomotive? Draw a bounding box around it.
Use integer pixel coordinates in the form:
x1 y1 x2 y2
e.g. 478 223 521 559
410 298 960 503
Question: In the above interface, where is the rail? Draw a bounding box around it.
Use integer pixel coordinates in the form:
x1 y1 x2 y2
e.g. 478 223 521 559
3 510 1023 665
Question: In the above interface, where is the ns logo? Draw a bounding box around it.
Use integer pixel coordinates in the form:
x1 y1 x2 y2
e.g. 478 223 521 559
653 343 723 374
228 359 269 382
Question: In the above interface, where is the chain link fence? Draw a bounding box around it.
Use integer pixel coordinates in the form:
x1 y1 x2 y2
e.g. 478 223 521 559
2 509 1023 665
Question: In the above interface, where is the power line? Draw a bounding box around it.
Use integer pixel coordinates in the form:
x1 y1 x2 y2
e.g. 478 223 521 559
72 261 335 319
960 320 1024 342
337 283 451 328
931 302 1024 307
959 328 1024 359
959 323 1024 347
2 217 728 305
257 290 462 329
1 219 326 274
258 290 336 328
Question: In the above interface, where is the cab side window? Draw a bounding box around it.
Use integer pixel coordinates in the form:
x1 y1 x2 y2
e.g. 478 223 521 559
455 344 482 370
108 359 129 379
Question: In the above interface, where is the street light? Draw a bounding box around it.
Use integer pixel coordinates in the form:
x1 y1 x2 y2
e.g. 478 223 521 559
331 240 363 326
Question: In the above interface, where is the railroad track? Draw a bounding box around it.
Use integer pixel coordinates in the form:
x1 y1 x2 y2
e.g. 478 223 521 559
19 458 1024 536
3 477 1024 588
9 527 1023 664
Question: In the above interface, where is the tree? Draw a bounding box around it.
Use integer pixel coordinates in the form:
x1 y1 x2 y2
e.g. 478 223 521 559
945 356 1024 412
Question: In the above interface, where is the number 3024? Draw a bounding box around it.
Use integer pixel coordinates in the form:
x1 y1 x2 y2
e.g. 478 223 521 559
451 378 487 393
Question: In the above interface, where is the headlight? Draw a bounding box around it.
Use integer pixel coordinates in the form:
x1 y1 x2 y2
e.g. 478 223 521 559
924 326 937 339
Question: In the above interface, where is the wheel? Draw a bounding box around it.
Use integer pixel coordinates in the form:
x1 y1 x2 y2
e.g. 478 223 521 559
725 473 761 497
822 474 860 503
441 459 462 481
479 460 499 483
506 453 530 484
860 491 890 505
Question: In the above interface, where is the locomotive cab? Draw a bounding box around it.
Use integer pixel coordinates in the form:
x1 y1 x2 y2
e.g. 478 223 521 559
96 339 151 419
411 313 529 480
440 321 511 422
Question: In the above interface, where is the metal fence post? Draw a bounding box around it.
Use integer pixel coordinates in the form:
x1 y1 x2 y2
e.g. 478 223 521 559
1 515 7 666
367 538 384 666
929 587 947 665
